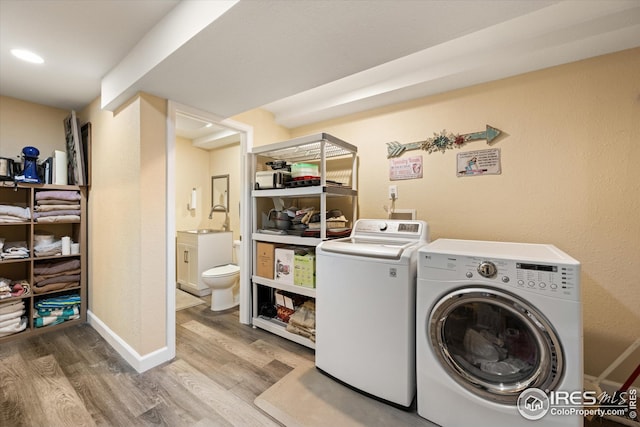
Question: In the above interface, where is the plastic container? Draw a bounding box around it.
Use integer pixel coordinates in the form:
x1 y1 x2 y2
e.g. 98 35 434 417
291 163 319 178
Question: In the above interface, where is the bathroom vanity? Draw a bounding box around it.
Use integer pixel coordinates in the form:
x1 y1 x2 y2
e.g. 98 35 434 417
176 230 232 296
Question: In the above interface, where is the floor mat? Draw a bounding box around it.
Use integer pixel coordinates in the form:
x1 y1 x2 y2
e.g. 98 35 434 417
176 288 205 311
254 365 436 427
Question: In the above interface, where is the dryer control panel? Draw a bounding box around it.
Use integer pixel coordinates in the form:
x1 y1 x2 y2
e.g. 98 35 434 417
419 245 580 301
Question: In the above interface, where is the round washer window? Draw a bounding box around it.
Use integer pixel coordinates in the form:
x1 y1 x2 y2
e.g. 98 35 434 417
429 287 564 405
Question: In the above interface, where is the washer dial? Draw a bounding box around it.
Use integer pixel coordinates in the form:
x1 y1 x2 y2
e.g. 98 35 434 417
478 261 498 278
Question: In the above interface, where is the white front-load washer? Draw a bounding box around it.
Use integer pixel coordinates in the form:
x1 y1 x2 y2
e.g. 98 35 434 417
417 239 582 427
316 219 429 407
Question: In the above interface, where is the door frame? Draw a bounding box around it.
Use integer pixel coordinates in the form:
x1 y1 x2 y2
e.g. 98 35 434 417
166 100 254 358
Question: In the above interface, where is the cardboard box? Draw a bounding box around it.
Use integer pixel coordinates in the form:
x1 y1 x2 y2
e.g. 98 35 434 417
256 242 283 279
274 247 295 285
294 252 316 288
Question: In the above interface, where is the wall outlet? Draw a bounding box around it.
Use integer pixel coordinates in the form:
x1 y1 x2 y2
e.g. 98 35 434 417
389 185 398 200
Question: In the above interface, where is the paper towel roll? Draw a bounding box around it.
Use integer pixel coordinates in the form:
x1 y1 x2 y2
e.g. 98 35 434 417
190 188 197 210
61 236 71 255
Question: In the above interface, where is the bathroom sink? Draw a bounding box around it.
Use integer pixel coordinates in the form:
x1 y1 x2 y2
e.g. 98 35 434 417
184 229 223 234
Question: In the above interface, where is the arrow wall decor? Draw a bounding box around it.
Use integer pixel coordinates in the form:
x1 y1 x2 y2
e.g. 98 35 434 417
386 125 502 158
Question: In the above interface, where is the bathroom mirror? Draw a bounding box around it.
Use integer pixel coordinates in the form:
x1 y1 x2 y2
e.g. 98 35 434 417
211 174 229 212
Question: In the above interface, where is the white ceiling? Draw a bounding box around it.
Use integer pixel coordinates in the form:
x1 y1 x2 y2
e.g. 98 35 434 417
1 0 639 131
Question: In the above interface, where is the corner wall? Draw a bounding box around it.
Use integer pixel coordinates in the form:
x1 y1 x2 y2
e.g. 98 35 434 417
289 48 640 385
82 94 168 369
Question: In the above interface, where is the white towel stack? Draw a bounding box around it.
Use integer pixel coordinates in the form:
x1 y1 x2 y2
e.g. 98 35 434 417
0 205 31 223
0 239 29 260
0 300 27 337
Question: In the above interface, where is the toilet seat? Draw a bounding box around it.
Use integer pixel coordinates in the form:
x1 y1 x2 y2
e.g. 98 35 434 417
203 264 239 278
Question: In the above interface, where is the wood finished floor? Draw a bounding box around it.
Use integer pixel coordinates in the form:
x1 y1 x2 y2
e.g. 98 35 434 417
0 297 314 427
0 296 628 427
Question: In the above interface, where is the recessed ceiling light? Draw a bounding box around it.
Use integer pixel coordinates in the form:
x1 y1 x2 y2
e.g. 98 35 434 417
11 48 44 64
205 123 213 128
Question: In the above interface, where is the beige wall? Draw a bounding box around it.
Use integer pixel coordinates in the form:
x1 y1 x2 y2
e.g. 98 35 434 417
0 96 68 158
208 143 241 236
175 136 211 232
232 108 290 148
174 138 242 240
138 94 168 353
82 94 167 356
289 48 640 384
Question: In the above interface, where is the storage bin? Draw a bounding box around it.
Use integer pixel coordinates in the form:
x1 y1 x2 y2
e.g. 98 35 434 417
291 163 319 178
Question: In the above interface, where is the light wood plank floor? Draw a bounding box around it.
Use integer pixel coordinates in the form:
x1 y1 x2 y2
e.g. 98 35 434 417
0 298 314 427
0 296 627 427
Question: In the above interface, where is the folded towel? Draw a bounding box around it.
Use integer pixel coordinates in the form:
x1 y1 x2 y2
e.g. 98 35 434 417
35 190 80 201
33 281 78 294
34 204 80 212
34 274 81 288
34 259 81 275
10 280 30 297
3 241 28 252
35 215 80 223
0 315 22 329
33 210 81 219
0 316 27 337
33 240 62 256
34 268 81 283
0 300 25 315
0 215 27 223
36 306 79 318
1 241 29 259
35 294 81 309
0 308 26 322
34 312 79 328
0 205 31 220
35 199 79 205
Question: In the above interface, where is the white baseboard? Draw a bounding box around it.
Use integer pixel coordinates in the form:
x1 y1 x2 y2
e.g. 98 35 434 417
87 310 174 373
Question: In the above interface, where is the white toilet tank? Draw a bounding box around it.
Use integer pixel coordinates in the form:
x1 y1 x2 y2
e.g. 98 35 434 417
233 240 241 265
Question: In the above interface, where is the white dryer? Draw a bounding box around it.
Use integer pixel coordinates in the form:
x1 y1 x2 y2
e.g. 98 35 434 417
316 219 429 407
416 239 582 427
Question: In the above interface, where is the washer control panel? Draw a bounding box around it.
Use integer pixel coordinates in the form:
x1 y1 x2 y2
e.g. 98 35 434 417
352 219 429 242
420 251 580 301
470 256 578 300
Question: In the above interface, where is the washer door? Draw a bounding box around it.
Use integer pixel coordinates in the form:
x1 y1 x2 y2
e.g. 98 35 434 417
429 287 564 405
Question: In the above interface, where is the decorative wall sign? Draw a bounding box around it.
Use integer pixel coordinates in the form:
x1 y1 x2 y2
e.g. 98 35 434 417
456 148 501 177
389 155 423 180
386 125 502 158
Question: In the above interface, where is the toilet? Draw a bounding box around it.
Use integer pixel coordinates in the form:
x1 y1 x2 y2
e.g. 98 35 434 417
202 240 241 311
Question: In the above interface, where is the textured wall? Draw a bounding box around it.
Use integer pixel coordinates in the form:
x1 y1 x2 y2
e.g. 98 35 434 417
83 94 167 356
0 96 68 158
290 48 640 384
175 136 210 232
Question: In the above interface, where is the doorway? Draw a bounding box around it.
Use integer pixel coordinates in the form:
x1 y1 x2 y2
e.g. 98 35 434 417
166 101 253 359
